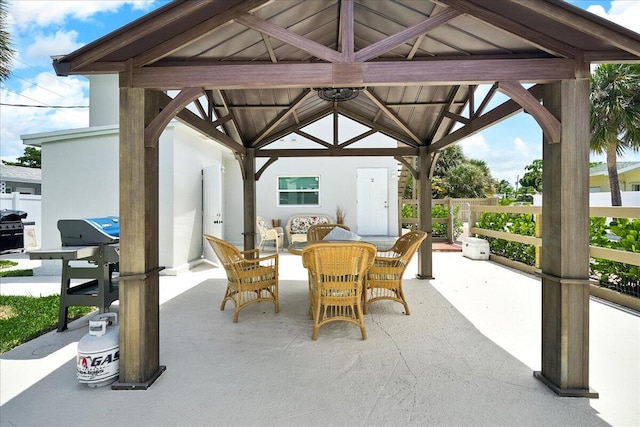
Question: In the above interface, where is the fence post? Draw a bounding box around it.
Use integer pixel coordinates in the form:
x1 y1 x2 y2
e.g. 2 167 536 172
535 213 541 268
469 207 476 238
447 198 453 243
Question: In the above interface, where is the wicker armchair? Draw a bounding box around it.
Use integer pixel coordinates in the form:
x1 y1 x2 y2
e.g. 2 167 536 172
306 223 350 241
302 242 376 340
204 234 279 322
256 216 284 251
363 230 427 315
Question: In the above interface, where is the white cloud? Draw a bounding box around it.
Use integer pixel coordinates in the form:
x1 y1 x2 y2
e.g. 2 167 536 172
459 132 541 186
1 73 89 161
24 30 84 66
588 1 640 34
9 1 157 31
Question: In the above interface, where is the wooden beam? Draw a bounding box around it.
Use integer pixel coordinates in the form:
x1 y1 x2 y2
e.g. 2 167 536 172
426 85 460 142
362 89 422 144
497 81 561 143
512 0 640 59
255 156 278 180
158 92 246 155
235 13 343 63
340 0 355 62
355 9 461 62
436 0 579 58
132 0 270 67
66 1 213 72
251 89 314 147
145 87 203 147
337 107 420 147
429 84 544 151
131 58 577 89
256 147 418 157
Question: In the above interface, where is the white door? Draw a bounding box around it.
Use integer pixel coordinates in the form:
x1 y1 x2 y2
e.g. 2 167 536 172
357 168 388 235
203 164 223 262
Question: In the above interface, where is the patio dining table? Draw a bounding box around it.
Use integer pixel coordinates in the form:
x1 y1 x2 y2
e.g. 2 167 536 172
287 239 377 255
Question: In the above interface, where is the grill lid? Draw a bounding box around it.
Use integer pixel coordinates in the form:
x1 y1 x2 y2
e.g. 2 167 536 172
58 216 119 246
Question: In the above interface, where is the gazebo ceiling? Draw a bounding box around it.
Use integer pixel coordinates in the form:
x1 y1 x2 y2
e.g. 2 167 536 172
53 0 640 156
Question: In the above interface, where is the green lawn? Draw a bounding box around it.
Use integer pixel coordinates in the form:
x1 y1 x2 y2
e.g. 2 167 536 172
0 295 95 353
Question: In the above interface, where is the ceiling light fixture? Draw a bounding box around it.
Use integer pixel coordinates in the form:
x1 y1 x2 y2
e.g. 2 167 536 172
316 87 360 102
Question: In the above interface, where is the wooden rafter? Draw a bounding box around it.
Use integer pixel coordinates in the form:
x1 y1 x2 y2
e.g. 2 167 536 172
132 0 270 67
355 8 461 62
436 0 580 58
512 0 640 58
340 0 355 62
251 89 315 148
235 13 343 63
362 89 422 145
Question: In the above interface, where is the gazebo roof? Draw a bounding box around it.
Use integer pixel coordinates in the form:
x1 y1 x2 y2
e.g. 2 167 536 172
52 0 640 157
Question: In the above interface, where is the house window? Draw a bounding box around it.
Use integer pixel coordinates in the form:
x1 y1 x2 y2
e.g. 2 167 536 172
631 183 640 192
278 176 320 206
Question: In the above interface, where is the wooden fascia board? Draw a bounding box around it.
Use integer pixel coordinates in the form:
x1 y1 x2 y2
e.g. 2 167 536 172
255 147 418 158
130 58 577 89
355 8 462 62
133 0 271 67
512 0 640 59
429 84 543 152
435 0 579 58
235 13 344 63
59 1 216 73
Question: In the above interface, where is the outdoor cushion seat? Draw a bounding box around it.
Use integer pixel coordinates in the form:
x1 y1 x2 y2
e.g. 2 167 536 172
204 234 279 323
286 214 334 244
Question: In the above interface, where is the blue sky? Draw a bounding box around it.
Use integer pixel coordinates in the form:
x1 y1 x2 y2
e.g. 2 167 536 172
2 0 640 187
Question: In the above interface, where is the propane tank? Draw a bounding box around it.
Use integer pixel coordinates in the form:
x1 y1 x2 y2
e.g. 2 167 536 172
77 312 119 387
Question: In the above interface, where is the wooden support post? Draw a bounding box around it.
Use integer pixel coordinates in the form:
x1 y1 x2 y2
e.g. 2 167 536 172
534 79 597 398
243 148 257 253
417 146 433 279
113 85 165 390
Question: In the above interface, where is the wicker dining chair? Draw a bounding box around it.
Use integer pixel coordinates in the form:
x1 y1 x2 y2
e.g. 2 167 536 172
306 223 350 241
302 242 376 340
363 230 427 315
204 234 279 322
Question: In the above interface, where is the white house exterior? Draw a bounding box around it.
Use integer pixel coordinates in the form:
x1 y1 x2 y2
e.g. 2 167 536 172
22 75 399 274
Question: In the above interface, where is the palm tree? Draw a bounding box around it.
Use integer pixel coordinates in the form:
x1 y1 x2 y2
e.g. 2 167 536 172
590 64 640 206
0 0 15 82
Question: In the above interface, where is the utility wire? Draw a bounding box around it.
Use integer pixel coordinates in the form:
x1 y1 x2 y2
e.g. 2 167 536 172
0 102 88 108
13 58 78 89
1 87 51 107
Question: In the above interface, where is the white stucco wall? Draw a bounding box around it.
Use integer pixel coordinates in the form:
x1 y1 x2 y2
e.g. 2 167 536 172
89 75 119 127
252 130 399 245
23 123 228 274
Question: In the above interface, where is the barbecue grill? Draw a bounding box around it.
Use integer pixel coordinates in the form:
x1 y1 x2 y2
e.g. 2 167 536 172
0 209 27 253
30 216 120 331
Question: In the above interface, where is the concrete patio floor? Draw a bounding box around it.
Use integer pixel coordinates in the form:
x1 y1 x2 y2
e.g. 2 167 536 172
1 250 638 427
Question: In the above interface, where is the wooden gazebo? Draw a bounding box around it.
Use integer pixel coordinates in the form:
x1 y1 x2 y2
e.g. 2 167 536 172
53 0 640 396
